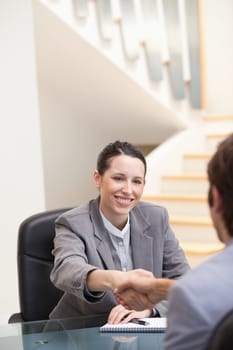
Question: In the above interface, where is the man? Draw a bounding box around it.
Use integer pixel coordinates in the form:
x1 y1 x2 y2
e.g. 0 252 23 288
115 133 233 350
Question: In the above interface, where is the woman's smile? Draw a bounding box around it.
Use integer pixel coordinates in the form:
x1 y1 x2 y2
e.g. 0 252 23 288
114 195 134 207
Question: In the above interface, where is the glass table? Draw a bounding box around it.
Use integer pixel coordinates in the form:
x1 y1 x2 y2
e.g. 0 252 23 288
0 314 165 349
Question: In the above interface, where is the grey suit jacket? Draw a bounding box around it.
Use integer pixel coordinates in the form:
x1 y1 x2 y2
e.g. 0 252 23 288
165 238 233 350
50 198 189 319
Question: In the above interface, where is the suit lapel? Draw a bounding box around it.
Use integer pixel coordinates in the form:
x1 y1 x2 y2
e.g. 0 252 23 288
95 231 116 270
130 210 154 271
90 198 116 269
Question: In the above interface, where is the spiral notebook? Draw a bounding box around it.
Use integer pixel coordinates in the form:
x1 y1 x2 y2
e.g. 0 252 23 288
99 317 167 333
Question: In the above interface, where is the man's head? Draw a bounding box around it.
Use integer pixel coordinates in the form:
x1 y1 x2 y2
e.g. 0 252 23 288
207 133 233 239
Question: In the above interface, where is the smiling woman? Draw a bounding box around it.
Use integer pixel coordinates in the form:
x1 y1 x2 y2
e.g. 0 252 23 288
93 153 145 230
49 141 189 322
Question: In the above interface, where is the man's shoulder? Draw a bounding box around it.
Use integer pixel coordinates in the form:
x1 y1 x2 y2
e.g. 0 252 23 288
172 248 230 295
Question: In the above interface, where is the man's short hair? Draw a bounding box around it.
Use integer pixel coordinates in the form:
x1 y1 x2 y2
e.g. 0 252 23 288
207 133 233 236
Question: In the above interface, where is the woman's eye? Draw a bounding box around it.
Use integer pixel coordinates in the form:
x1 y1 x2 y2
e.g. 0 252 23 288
113 176 123 181
112 177 143 184
133 180 143 185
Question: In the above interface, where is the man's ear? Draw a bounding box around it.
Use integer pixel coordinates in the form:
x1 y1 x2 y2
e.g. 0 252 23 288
212 185 223 212
93 170 101 189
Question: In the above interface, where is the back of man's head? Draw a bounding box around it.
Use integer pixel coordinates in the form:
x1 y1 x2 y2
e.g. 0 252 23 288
207 133 233 237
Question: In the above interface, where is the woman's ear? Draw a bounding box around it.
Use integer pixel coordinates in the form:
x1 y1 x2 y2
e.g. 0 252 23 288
93 170 101 189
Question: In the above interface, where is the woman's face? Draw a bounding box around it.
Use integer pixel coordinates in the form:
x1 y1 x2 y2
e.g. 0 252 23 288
93 154 145 229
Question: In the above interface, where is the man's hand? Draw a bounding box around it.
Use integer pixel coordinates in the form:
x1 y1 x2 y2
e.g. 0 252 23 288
115 276 175 311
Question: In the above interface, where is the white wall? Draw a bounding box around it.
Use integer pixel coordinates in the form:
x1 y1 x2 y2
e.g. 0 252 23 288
203 0 233 114
0 1 45 324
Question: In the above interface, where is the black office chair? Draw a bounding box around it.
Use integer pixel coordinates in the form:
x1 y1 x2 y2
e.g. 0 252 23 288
8 208 71 323
205 308 233 350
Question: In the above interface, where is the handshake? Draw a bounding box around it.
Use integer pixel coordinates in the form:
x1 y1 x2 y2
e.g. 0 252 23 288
112 269 175 311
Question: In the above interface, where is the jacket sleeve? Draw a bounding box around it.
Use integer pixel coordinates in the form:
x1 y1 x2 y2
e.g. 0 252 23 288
50 214 101 301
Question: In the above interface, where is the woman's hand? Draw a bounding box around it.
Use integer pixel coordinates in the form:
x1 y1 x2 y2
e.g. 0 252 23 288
107 304 152 324
87 268 153 292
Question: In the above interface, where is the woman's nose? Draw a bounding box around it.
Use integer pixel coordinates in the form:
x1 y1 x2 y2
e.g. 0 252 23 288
122 181 132 193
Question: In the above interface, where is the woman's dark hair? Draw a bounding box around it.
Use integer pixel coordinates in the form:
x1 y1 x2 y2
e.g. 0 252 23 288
97 141 147 176
207 133 233 236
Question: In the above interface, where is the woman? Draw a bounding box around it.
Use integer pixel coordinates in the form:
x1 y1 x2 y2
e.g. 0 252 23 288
50 141 189 322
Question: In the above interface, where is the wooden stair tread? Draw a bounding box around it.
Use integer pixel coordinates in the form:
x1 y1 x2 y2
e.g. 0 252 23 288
206 132 230 138
142 194 207 202
180 242 224 255
203 115 233 121
162 173 207 180
170 215 212 226
184 152 212 159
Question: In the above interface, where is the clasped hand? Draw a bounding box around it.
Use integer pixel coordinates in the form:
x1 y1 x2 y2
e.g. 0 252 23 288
114 269 158 311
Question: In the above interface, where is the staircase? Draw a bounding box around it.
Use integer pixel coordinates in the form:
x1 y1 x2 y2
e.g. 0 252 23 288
34 0 204 117
143 115 233 267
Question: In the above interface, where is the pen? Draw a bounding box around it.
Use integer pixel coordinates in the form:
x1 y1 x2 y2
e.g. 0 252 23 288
131 318 150 326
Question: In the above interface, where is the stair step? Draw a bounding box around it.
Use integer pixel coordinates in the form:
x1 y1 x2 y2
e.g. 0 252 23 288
180 242 224 267
203 115 233 121
143 194 207 202
161 173 208 194
183 152 212 172
180 242 224 255
142 194 209 216
205 132 231 151
170 215 212 226
162 173 207 180
184 152 212 159
170 215 219 244
203 115 233 133
206 132 231 139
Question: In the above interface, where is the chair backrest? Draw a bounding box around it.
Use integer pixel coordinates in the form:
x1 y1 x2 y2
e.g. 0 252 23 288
205 308 233 350
17 208 71 322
